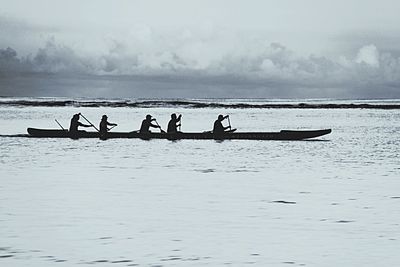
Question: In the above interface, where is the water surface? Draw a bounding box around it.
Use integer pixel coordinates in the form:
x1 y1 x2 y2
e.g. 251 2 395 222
1 99 399 266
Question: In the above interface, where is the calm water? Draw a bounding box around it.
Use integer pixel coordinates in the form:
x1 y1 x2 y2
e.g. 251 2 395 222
1 100 400 266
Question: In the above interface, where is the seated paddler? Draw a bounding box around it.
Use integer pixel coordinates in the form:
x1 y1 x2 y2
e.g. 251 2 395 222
167 113 182 133
99 115 117 135
69 113 92 134
213 114 231 134
140 114 161 133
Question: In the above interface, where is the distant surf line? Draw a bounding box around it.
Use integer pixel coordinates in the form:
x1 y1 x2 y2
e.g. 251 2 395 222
0 99 400 109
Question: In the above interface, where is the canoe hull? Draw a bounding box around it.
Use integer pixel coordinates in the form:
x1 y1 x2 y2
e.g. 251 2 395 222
27 128 331 140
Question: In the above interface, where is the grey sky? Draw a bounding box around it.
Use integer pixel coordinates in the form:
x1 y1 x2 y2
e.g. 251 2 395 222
2 0 400 53
2 0 400 30
1 0 400 97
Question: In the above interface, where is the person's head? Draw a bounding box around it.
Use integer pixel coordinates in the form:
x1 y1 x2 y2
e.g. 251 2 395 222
102 115 107 120
218 114 224 121
171 113 177 119
146 114 152 121
73 114 79 120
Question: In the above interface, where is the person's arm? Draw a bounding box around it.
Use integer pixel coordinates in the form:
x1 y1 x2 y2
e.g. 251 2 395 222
223 115 230 130
149 118 160 128
107 122 117 126
177 115 182 122
78 122 92 127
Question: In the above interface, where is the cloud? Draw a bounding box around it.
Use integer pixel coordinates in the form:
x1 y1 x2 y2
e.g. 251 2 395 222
356 44 380 67
31 38 90 73
0 47 32 73
1 35 400 97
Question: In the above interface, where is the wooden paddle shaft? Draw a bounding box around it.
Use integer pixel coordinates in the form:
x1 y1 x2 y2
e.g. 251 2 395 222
55 119 65 130
154 119 165 133
80 114 100 132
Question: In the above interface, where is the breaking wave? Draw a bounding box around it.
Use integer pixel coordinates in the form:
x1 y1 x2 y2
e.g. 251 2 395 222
1 98 399 109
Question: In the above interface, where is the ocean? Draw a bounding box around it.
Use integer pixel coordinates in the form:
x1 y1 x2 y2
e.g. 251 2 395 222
1 98 399 266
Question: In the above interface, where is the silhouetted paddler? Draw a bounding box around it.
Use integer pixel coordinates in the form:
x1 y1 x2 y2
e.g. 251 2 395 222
69 113 92 134
167 113 182 133
213 114 231 134
140 114 161 133
99 115 117 135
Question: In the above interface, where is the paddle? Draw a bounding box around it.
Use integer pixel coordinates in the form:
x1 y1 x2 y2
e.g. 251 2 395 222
154 119 166 133
227 115 232 129
55 119 65 130
108 125 117 131
79 113 100 132
178 114 182 131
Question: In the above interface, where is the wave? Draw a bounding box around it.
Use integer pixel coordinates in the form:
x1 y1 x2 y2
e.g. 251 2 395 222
1 98 400 109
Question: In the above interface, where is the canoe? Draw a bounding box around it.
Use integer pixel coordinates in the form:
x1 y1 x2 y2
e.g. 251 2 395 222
27 128 331 140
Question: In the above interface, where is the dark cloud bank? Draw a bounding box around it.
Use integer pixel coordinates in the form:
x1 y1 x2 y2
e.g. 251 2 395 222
1 39 400 98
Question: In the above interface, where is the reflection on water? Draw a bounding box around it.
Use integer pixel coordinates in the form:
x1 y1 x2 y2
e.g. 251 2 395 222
1 105 400 266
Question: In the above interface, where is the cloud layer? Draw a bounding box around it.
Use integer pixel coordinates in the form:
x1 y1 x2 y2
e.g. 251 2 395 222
1 13 399 98
1 36 399 90
1 1 400 97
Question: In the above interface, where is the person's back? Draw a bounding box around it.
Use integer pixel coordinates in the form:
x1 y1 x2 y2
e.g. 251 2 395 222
167 119 176 133
69 114 80 133
100 120 108 134
213 119 224 134
140 119 150 133
167 113 181 133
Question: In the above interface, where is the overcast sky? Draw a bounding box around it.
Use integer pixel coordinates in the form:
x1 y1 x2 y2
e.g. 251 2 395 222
2 0 400 53
3 0 400 31
1 0 400 97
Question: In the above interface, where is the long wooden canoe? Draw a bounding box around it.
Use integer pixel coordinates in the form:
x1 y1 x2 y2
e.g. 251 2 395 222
27 128 331 140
